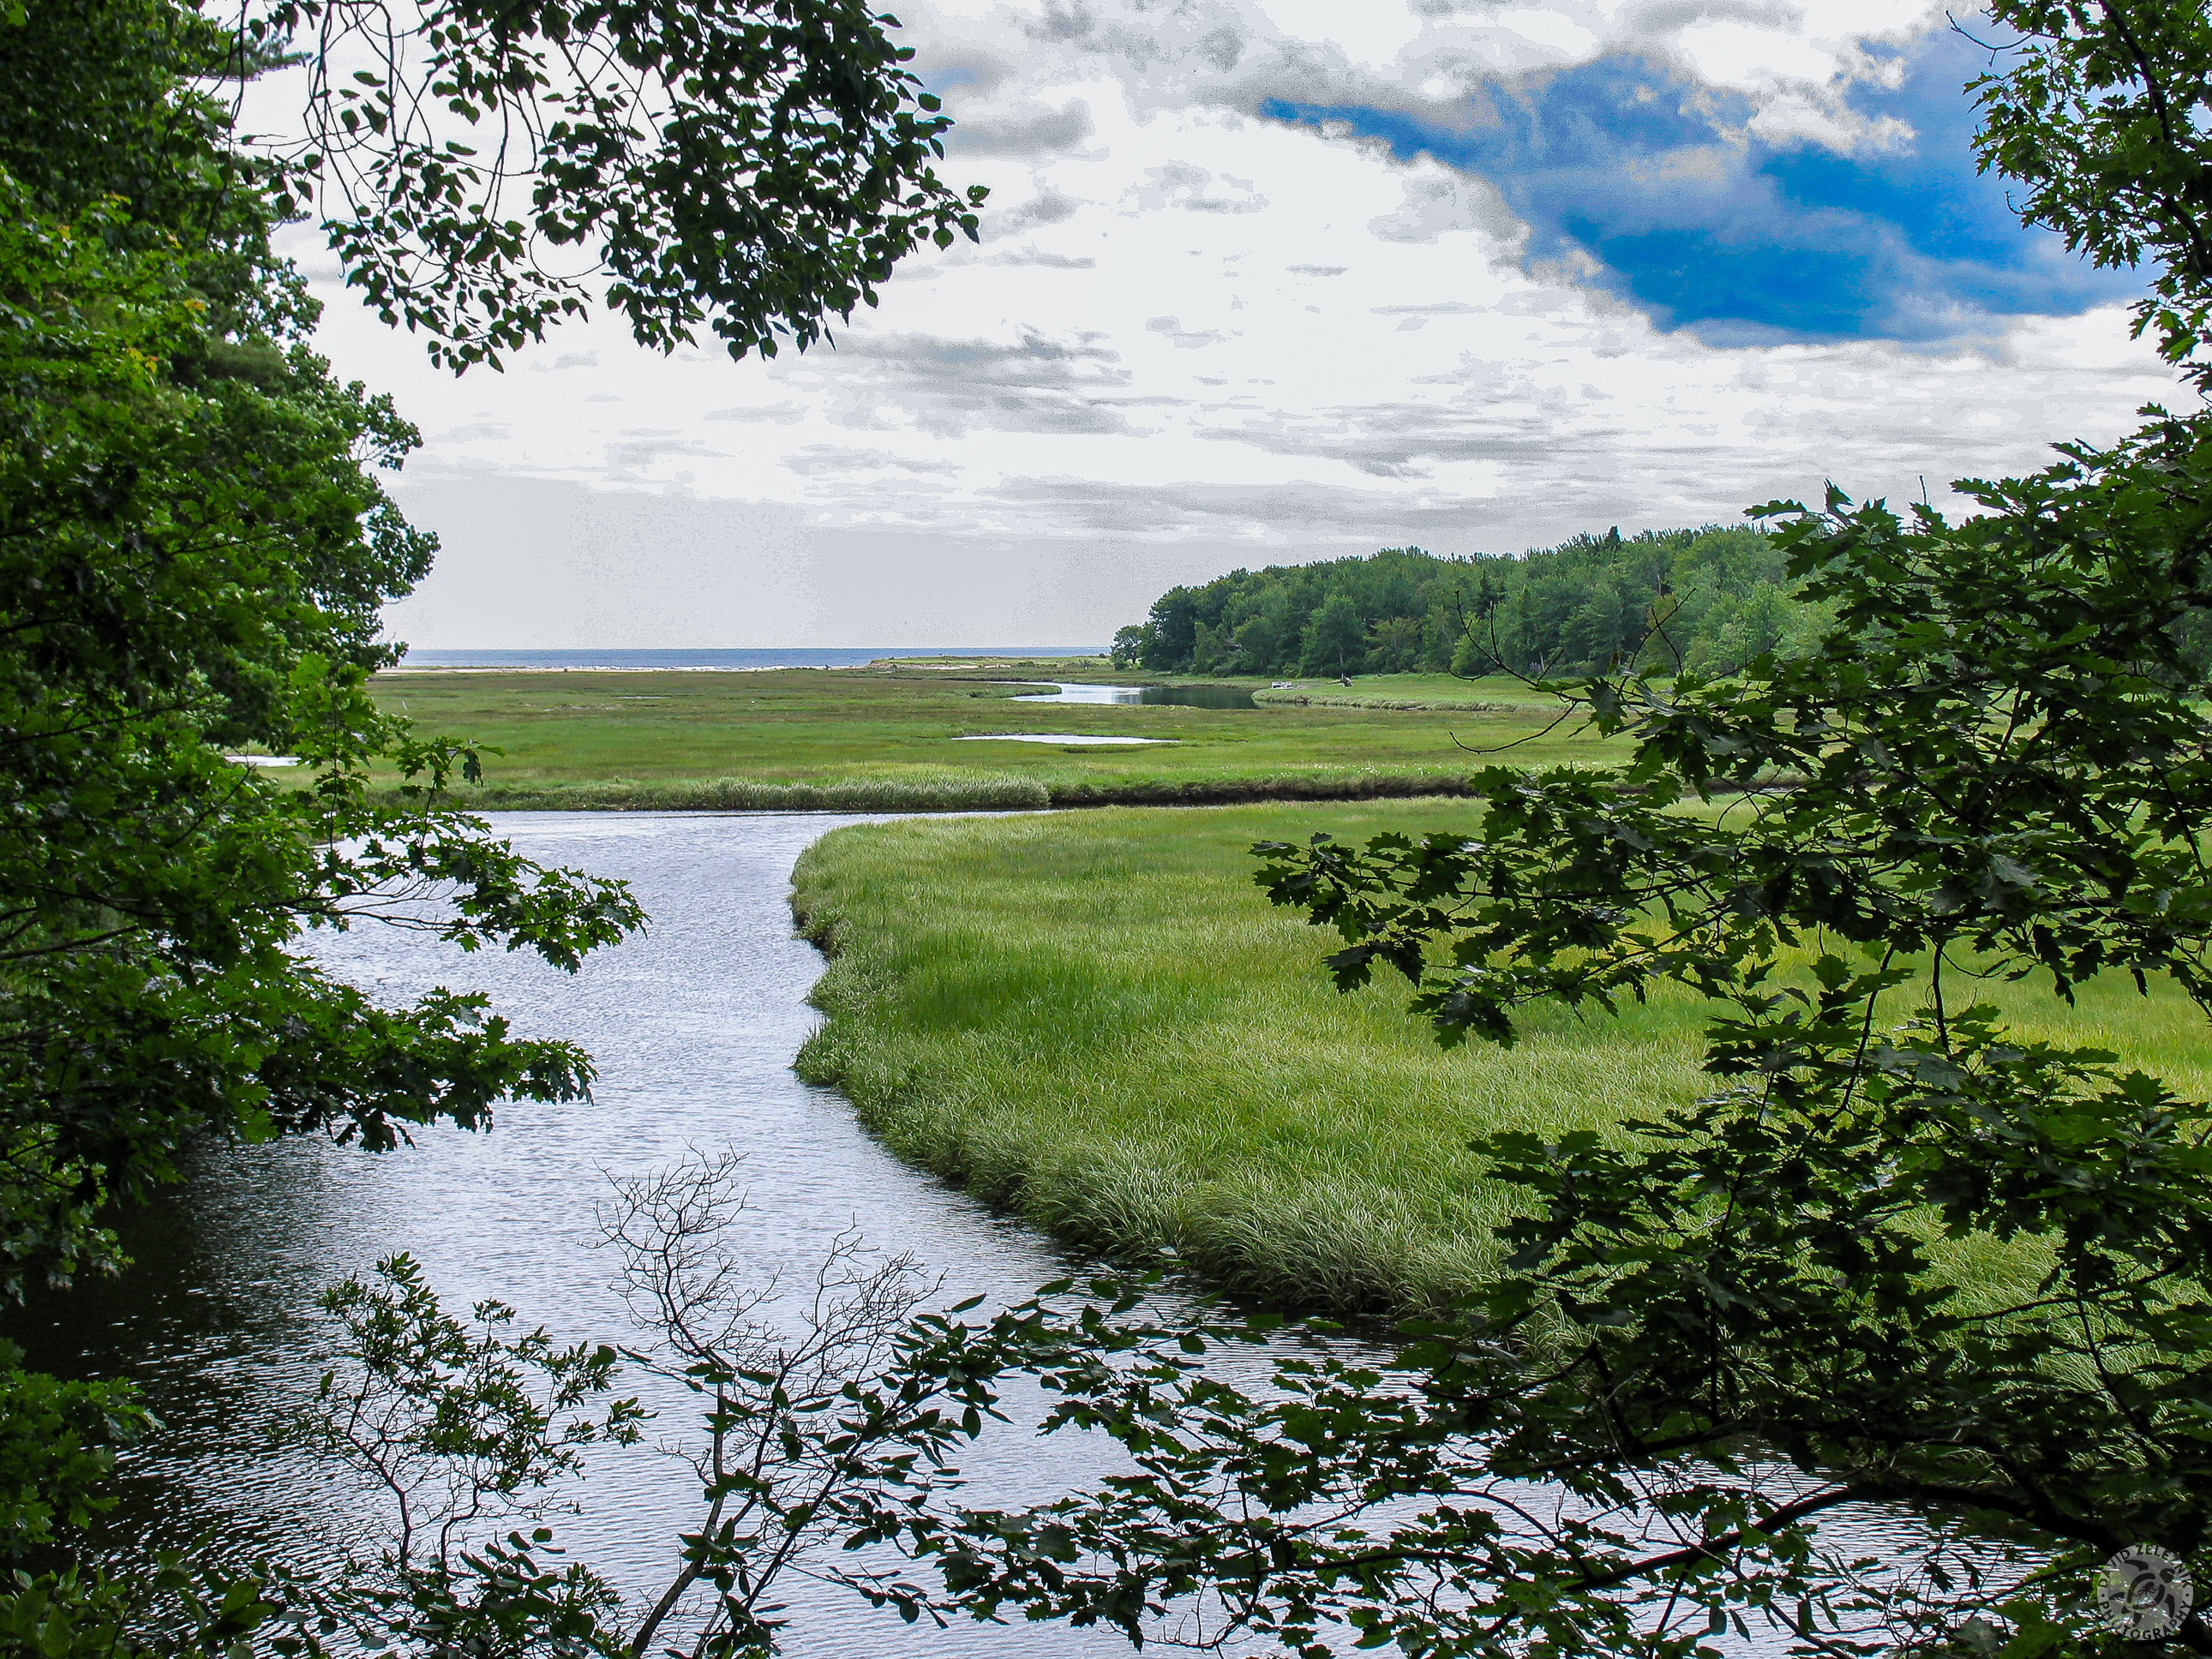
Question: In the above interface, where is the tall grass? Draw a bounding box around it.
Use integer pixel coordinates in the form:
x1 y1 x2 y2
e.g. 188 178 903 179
794 803 2212 1320
364 668 1618 805
1250 689 1513 711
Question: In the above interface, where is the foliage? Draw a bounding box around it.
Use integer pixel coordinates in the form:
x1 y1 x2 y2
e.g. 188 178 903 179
283 1153 1041 1659
1115 528 1819 681
1197 235 2212 1659
0 1347 150 1554
1974 0 2212 386
0 0 972 1644
247 0 985 368
296 1254 646 1569
0 165 644 1302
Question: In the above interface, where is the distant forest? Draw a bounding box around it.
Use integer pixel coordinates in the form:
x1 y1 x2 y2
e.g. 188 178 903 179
1111 526 1826 680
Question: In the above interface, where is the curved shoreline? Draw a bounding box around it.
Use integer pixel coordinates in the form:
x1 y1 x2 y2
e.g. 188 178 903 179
780 803 1709 1321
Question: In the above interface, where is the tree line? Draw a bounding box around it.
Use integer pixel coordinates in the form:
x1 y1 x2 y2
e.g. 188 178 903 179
1110 525 1822 680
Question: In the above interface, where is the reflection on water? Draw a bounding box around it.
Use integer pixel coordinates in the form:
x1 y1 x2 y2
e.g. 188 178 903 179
10 811 1992 1657
1011 680 1257 710
11 812 1151 1656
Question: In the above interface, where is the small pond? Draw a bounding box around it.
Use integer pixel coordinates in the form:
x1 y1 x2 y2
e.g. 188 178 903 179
1010 680 1257 710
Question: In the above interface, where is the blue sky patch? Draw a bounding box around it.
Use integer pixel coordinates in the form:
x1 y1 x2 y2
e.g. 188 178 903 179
1262 27 2140 344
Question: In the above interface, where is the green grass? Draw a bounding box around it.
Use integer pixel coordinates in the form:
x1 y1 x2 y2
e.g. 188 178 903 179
793 801 2212 1320
367 663 1605 810
1250 675 1522 711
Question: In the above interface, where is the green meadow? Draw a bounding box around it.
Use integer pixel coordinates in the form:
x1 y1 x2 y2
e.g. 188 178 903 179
364 662 2212 1322
368 662 1604 810
793 801 2212 1320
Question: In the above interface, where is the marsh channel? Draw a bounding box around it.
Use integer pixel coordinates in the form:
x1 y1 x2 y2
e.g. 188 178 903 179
17 809 1987 1656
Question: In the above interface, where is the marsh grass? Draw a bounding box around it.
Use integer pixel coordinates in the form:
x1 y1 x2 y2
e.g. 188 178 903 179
365 668 1611 809
794 802 2212 1320
463 775 1058 812
1251 686 1516 711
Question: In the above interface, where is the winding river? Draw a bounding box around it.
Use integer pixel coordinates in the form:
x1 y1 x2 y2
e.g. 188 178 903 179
15 806 1992 1656
17 812 1150 1656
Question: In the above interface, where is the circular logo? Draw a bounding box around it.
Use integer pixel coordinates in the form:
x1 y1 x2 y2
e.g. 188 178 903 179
2100 1544 2194 1641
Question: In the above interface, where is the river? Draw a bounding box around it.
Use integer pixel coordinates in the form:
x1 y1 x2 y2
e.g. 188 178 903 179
17 812 1154 1656
15 809 2000 1656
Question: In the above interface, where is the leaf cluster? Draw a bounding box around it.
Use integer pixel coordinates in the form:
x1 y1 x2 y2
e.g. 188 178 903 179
247 0 986 368
1974 0 2212 386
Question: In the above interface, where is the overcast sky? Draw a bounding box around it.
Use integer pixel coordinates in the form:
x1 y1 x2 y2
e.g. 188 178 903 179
318 0 2180 650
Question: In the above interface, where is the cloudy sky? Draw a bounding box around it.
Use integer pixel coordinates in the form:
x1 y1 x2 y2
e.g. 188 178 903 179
316 0 2180 650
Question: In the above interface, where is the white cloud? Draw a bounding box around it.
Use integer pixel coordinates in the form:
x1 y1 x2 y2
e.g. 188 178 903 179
309 0 2173 648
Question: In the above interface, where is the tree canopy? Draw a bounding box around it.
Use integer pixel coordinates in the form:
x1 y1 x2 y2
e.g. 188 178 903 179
0 0 974 1644
246 0 986 368
1111 526 1819 682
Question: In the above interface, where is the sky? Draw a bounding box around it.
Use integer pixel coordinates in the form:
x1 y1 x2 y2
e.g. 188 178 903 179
305 0 2185 650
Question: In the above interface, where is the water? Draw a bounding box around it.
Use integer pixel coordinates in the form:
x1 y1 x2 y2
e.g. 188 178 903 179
394 649 1107 670
1011 681 1258 710
12 812 1148 1656
11 812 1998 1656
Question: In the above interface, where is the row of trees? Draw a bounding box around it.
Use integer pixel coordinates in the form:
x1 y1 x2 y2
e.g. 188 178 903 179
1109 526 1818 680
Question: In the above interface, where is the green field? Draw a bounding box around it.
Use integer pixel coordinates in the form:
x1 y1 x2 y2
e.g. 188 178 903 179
368 662 1609 810
793 801 2212 1320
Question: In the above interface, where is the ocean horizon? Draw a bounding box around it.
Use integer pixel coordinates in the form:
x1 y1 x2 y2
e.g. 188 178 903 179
391 646 1108 670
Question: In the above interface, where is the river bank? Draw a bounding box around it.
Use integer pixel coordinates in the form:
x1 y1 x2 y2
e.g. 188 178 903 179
436 770 1491 812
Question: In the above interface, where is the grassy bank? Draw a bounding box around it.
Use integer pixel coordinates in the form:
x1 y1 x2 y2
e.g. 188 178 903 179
794 803 2212 1319
1251 674 1518 711
367 663 1599 809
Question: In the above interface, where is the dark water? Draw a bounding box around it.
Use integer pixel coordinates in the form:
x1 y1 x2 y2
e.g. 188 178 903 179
1013 681 1257 710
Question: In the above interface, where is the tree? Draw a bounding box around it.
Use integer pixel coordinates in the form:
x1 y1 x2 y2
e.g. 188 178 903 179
1973 0 2212 388
1300 591 1366 677
251 0 986 369
1364 614 1424 674
277 1151 1052 1659
842 3 2212 1652
0 0 977 1643
1118 533 1795 684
